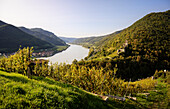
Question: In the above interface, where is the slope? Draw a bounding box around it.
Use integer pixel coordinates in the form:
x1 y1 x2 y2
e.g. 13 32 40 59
19 27 67 46
0 68 169 108
30 28 66 45
72 36 105 48
77 10 170 81
0 70 135 109
0 20 54 53
59 36 77 43
72 30 122 48
89 10 170 61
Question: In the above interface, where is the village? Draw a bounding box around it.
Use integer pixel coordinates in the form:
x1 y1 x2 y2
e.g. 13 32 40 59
32 51 54 57
0 50 54 58
117 40 128 54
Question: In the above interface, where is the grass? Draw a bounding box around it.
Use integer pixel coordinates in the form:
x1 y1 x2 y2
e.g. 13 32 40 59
56 45 69 52
0 70 113 109
133 77 170 109
0 70 169 109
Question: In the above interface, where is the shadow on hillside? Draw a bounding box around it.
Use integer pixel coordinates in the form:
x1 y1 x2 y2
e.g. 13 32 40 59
0 70 81 92
0 73 29 83
0 70 144 109
32 76 82 92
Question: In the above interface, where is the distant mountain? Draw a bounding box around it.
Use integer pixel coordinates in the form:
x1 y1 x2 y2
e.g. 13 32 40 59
0 20 54 53
19 27 67 46
72 30 122 48
72 36 105 48
59 37 77 43
30 28 66 45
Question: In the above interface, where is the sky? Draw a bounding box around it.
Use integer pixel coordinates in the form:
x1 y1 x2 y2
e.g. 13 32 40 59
0 0 169 38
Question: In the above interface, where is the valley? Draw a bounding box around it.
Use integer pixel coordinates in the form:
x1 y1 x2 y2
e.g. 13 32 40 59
0 8 169 109
39 44 89 64
0 20 69 57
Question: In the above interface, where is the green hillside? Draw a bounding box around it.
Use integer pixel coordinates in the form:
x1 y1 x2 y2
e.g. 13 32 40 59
19 27 67 46
72 36 105 48
0 43 169 109
75 10 170 80
0 70 107 109
72 30 121 48
88 11 169 60
0 10 169 109
1 70 169 109
0 20 54 53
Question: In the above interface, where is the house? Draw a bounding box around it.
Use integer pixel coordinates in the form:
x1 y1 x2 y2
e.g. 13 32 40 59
123 40 128 47
117 40 128 54
117 49 125 54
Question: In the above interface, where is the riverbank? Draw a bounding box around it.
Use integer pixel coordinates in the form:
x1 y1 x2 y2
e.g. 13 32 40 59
32 45 70 58
38 44 89 64
70 42 92 49
0 45 70 59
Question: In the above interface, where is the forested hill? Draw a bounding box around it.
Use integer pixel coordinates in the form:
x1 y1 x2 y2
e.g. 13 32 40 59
87 10 169 60
88 10 169 59
72 36 104 48
30 28 66 45
78 10 170 80
0 20 54 53
72 30 122 48
19 27 67 46
59 37 77 43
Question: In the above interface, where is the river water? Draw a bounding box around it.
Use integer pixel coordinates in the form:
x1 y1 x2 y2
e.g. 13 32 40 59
39 44 89 64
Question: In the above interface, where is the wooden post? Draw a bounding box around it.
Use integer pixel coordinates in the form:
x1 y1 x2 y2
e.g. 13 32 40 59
101 75 106 95
27 47 32 79
124 78 131 97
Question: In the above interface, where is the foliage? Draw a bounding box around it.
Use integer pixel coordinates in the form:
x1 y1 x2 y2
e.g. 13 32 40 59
0 10 169 108
0 47 157 97
73 10 170 81
0 46 169 108
0 47 33 74
72 30 121 49
0 68 169 108
0 70 114 109
72 36 105 48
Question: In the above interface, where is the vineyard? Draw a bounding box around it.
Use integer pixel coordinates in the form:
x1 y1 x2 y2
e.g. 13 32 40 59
0 47 158 98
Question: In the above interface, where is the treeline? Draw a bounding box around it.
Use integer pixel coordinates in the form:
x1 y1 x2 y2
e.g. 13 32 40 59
0 47 33 74
0 21 54 53
73 58 159 81
0 47 157 96
76 10 170 81
88 10 170 60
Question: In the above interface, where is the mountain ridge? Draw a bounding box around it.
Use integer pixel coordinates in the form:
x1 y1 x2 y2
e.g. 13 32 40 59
72 30 122 48
19 27 67 46
0 20 54 53
59 37 77 43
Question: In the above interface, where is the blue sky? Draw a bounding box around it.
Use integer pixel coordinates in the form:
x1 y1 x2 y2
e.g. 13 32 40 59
0 0 169 38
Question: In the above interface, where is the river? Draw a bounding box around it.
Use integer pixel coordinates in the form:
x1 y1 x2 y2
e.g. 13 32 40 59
39 44 89 64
